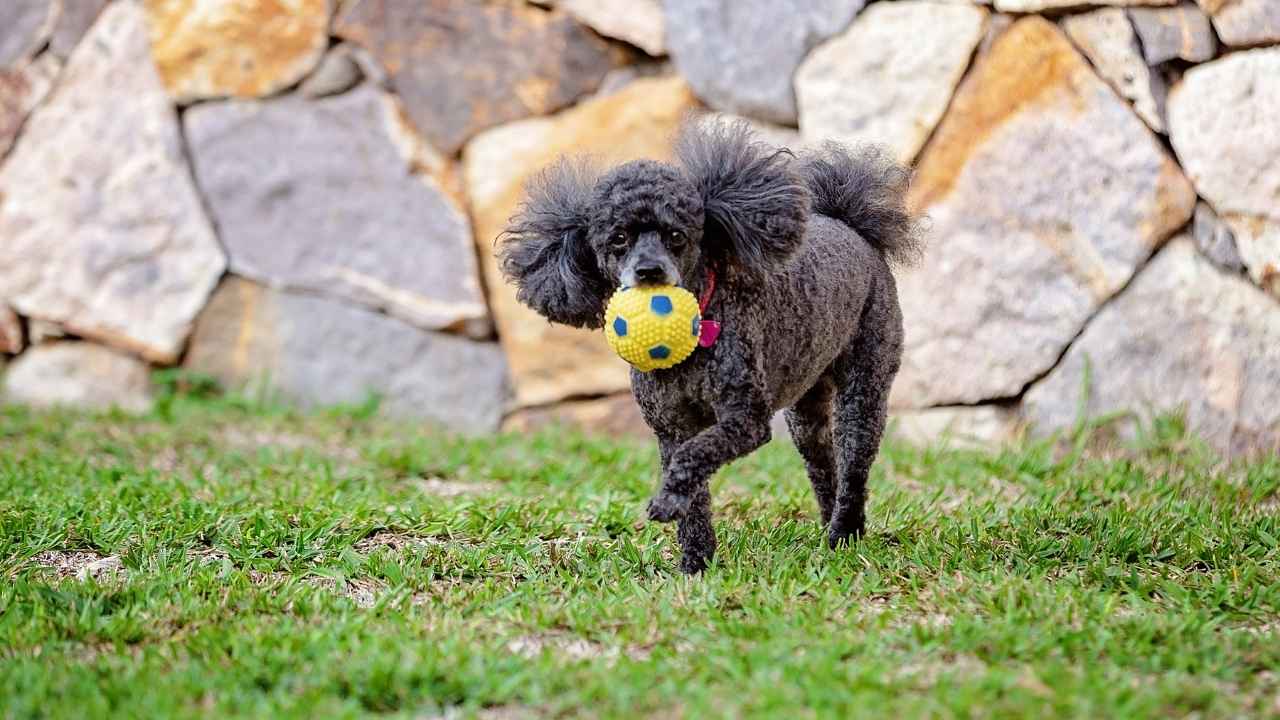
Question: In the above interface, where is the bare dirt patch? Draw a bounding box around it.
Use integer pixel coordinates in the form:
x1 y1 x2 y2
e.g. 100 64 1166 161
1229 619 1280 637
414 476 499 497
505 632 651 663
27 550 125 582
892 653 987 686
244 568 390 609
354 530 462 552
308 576 384 608
423 706 541 720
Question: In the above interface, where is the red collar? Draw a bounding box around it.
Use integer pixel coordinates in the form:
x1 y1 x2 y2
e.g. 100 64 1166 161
698 266 716 313
697 267 720 348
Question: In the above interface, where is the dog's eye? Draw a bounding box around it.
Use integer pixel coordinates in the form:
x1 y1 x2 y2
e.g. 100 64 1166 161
609 232 628 249
667 230 685 247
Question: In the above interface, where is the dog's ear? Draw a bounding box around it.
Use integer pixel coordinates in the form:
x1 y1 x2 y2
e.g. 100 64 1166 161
498 158 610 329
676 119 810 276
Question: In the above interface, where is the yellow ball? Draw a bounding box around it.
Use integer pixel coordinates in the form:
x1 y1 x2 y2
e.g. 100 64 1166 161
603 285 702 372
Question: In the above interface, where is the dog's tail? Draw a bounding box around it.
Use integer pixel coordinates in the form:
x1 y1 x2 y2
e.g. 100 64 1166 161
798 142 923 267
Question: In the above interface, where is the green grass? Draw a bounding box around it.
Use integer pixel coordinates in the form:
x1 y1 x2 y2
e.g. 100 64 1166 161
1 391 1278 719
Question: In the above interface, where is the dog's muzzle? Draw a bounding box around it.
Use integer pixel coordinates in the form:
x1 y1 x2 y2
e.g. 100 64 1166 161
620 231 681 287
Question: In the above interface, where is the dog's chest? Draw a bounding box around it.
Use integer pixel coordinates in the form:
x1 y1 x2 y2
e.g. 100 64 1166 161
630 353 716 435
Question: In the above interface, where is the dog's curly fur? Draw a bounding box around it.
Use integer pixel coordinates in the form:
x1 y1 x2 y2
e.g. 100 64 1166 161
500 119 922 573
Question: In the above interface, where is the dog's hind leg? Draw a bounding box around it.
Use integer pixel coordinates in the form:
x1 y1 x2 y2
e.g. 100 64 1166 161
828 283 903 549
785 374 837 526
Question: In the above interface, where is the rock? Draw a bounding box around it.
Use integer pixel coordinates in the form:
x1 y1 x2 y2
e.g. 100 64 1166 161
1168 49 1280 298
185 277 510 432
742 121 803 152
340 42 388 88
1192 202 1247 274
297 44 365 99
49 0 110 58
889 405 1022 449
379 92 450 179
27 319 65 344
562 0 665 56
1023 239 1280 459
336 0 618 154
463 76 697 407
1196 0 1280 47
977 14 1015 56
0 53 60 159
0 2 225 364
294 38 388 91
144 0 330 103
894 18 1195 407
0 0 57 67
2 343 154 413
1062 9 1167 133
503 394 651 438
1222 215 1280 298
595 59 674 97
184 85 488 337
0 306 23 354
996 0 1173 11
1128 3 1216 64
664 0 864 125
1168 49 1280 222
796 1 987 164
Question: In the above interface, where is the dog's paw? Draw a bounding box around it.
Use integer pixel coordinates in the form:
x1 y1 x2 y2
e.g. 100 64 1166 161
647 490 692 523
827 505 865 549
679 552 710 575
827 523 864 550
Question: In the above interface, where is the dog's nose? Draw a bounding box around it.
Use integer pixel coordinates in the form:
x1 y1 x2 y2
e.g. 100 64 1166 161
634 264 667 284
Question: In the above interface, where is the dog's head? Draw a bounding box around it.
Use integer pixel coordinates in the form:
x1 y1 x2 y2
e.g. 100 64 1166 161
498 119 810 329
590 160 702 290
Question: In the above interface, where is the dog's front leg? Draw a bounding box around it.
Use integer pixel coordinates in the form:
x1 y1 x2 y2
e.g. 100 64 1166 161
646 336 772 573
648 390 773 526
654 433 716 573
647 410 771 528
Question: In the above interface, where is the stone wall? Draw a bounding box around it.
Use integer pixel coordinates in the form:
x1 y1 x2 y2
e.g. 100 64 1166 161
1 0 1277 455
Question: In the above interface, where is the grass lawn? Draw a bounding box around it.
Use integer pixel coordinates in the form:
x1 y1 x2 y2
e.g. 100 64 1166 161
2 388 1278 719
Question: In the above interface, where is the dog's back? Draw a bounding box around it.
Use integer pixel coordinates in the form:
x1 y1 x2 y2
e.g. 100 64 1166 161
725 143 919 412
750 214 901 412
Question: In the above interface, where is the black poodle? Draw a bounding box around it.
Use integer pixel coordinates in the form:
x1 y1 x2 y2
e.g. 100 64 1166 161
499 119 921 573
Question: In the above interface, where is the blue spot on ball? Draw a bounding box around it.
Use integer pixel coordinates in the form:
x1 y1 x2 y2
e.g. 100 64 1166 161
613 316 628 337
649 345 671 360
691 314 701 337
650 295 673 316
